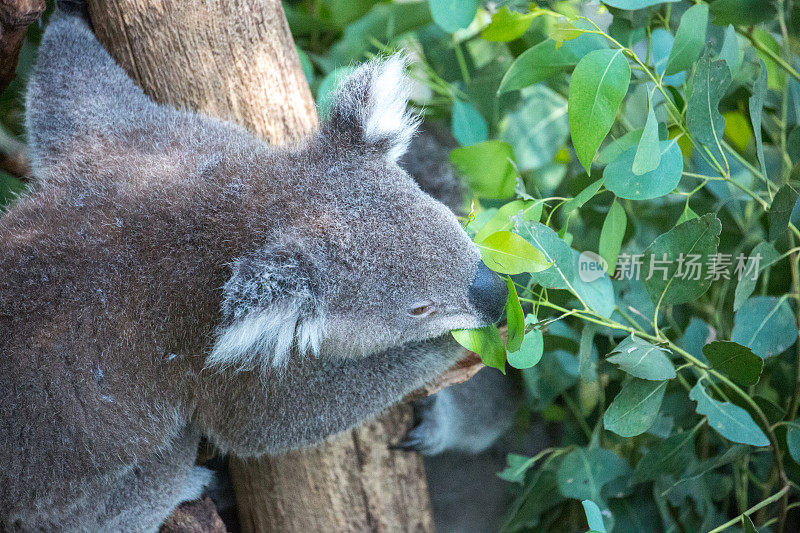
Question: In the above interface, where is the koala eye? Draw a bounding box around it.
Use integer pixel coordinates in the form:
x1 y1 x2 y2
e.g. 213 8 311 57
408 301 436 318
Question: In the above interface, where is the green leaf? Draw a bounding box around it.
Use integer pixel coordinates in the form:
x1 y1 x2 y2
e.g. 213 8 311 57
498 39 578 94
569 49 631 173
571 250 615 318
731 296 798 358
579 323 598 382
603 140 683 200
505 277 525 353
508 314 544 369
598 129 643 166
733 242 780 311
702 341 763 387
599 199 626 273
474 199 543 243
606 335 676 380
556 447 629 501
452 326 507 372
787 422 800 465
582 500 607 533
719 25 741 78
604 379 667 437
664 3 708 75
749 60 769 179
708 0 776 25
686 51 732 167
632 93 661 175
676 204 699 224
429 0 478 33
690 383 769 446
631 429 696 483
497 453 540 483
480 6 538 42
477 230 551 275
500 86 569 171
768 184 798 241
451 100 488 146
516 222 576 289
450 141 517 199
602 0 679 8
641 214 722 306
563 178 604 213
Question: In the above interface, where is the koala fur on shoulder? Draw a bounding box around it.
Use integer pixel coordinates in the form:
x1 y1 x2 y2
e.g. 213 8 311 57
0 12 508 531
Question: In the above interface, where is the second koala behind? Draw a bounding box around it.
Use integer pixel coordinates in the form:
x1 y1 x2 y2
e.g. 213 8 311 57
0 13 508 531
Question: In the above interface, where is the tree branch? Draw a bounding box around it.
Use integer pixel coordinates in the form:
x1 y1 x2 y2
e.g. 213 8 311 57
0 0 46 93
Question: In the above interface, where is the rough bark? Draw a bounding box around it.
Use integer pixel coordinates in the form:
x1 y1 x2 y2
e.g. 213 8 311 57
0 0 46 93
85 1 448 531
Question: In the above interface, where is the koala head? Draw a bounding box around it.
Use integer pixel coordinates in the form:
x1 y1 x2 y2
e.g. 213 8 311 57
209 55 507 370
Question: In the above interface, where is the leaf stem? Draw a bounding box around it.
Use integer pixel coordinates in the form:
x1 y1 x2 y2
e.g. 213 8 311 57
706 484 790 533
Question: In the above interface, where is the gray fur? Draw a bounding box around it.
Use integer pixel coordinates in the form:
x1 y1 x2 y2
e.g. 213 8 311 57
1 14 497 531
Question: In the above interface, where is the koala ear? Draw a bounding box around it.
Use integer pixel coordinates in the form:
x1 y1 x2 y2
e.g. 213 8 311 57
327 54 421 162
207 246 324 371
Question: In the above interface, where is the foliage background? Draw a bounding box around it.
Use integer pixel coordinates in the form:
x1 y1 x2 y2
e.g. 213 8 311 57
3 1 800 531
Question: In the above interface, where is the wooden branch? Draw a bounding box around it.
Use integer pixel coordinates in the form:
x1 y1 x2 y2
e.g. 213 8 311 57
0 0 45 93
0 128 30 180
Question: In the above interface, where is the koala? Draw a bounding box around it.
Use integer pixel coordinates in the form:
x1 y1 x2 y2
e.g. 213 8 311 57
0 10 509 532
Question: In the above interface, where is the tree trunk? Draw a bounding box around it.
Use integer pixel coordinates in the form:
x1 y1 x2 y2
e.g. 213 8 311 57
85 1 434 531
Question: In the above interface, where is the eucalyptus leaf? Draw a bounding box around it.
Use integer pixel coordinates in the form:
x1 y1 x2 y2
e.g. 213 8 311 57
477 230 551 275
641 214 722 306
690 383 769 446
607 335 676 380
569 49 631 173
664 3 709 75
581 500 607 533
748 59 768 179
516 222 575 289
498 39 578 94
731 296 798 358
451 100 488 146
452 326 507 372
450 141 517 199
556 446 629 501
603 140 683 200
429 0 478 33
604 379 667 437
719 25 741 78
631 429 696 483
599 200 626 274
787 422 800 465
768 183 798 241
702 341 763 387
508 314 544 369
481 6 538 42
505 277 525 353
632 93 660 175
686 51 732 169
733 242 780 311
475 199 543 243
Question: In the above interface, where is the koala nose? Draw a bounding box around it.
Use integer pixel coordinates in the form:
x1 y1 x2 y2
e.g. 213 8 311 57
468 262 508 323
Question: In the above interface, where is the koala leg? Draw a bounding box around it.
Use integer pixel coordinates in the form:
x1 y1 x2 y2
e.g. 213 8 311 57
395 366 520 456
12 427 206 532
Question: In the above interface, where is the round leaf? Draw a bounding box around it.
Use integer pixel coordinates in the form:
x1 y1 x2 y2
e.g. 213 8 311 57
429 0 478 33
702 341 763 387
451 100 488 146
508 315 544 369
603 140 683 200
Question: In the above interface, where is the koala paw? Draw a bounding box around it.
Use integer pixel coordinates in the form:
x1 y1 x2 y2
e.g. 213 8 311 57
390 396 450 456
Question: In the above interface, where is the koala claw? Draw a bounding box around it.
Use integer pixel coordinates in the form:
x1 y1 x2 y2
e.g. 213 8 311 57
390 415 444 456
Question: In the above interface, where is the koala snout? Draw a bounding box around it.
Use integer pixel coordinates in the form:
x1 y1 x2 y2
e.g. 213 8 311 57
467 262 507 324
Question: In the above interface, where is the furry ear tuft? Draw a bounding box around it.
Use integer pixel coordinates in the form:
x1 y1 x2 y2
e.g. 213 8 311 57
207 247 324 371
328 54 421 162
